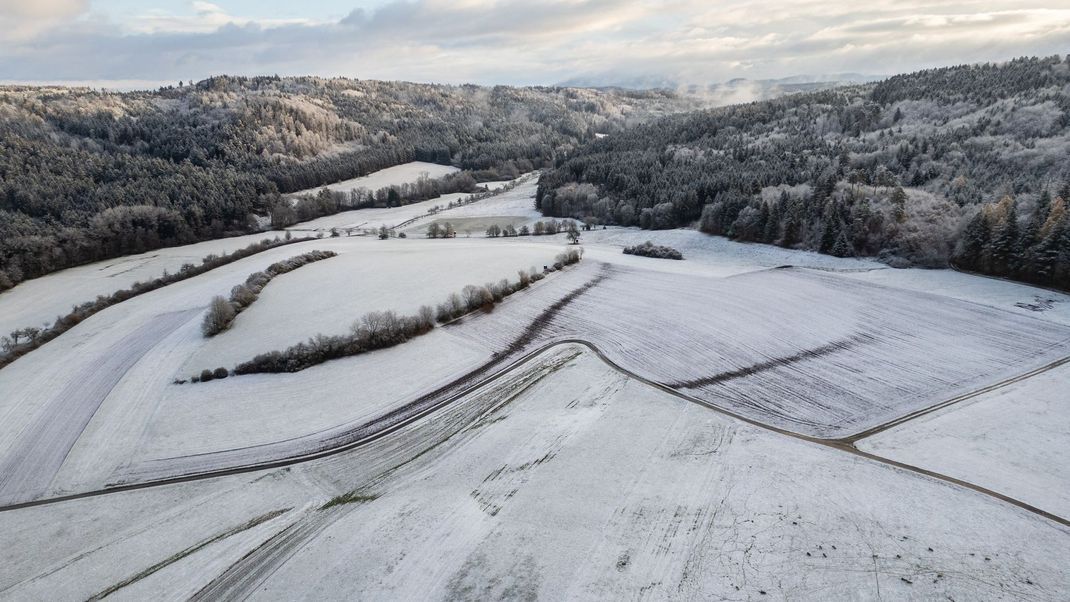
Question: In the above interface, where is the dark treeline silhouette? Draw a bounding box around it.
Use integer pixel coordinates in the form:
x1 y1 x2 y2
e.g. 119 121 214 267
1 77 691 290
275 172 481 229
537 56 1070 289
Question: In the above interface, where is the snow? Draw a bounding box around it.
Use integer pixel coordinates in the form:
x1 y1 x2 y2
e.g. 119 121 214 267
0 162 474 338
858 363 1070 518
0 233 582 503
288 178 520 233
285 192 472 232
0 233 288 338
841 266 1070 326
284 161 458 198
1 164 1069 599
451 259 1070 438
2 346 1067 599
417 175 543 222
189 237 563 369
0 237 345 503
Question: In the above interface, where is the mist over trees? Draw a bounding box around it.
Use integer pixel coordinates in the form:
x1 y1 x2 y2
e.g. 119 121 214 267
537 56 1070 288
0 77 692 290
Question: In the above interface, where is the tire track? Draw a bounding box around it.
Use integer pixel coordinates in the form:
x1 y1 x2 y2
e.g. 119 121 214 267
0 308 199 506
1 338 1067 532
188 505 351 600
0 294 1067 532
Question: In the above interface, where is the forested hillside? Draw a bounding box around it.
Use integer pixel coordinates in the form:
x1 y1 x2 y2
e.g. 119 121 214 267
0 77 692 290
538 56 1070 289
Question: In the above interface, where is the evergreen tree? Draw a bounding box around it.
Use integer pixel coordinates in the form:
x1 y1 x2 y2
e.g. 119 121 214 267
830 231 853 257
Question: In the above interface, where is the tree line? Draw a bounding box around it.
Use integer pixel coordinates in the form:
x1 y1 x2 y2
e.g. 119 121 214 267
1 77 690 289
0 235 308 371
536 56 1070 288
202 249 338 336
187 248 583 380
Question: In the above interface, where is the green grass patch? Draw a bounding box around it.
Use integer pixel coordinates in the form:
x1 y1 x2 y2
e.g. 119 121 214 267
320 491 378 510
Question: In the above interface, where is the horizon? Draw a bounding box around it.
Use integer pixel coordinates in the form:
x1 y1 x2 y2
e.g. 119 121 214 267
1 1 1067 89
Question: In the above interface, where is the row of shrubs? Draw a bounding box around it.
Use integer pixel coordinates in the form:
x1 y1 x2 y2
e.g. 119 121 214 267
189 248 583 381
393 172 538 231
622 241 684 260
202 249 338 336
0 235 310 371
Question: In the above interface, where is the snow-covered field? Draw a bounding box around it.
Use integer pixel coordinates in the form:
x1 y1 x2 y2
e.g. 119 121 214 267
451 256 1070 438
190 237 560 369
2 347 1067 600
0 233 285 337
410 175 543 222
858 362 1070 518
285 161 458 198
286 179 519 233
1 169 1069 599
0 162 485 337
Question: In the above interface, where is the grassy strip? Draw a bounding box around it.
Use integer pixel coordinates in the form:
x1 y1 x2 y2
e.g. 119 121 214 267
203 249 338 337
0 235 313 371
320 492 378 510
86 508 290 601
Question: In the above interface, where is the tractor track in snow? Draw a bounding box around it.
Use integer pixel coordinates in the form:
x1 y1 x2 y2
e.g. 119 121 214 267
0 266 1067 528
0 335 1068 530
0 308 200 507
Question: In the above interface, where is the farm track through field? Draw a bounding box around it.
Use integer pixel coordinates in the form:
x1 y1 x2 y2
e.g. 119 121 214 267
1 338 1067 529
1 269 1067 529
0 308 200 507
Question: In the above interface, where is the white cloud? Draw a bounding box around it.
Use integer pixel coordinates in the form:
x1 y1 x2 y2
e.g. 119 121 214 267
0 0 87 41
128 1 315 34
1 1 1069 86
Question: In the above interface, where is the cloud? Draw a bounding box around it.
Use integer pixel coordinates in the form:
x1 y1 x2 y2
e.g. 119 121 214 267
1 0 1069 86
0 0 88 41
128 1 315 34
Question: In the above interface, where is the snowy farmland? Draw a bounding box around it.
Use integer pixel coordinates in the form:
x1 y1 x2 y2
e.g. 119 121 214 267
858 362 1070 518
1 347 1067 600
285 179 518 233
0 168 1068 599
284 161 458 198
190 237 561 369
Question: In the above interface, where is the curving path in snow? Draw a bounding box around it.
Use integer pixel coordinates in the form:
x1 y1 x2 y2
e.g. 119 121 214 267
2 270 1068 532
0 309 199 506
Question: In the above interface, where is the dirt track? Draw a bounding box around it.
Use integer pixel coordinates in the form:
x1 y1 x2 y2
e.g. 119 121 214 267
0 309 198 506
0 274 1066 532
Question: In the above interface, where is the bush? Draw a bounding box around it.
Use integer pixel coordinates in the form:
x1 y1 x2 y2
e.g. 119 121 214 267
230 284 258 308
216 248 584 378
202 296 237 336
435 302 454 323
213 367 229 379
0 235 310 371
203 250 337 337
622 241 683 260
417 305 435 331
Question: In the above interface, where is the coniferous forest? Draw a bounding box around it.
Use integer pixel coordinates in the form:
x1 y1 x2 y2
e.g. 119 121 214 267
4 59 1070 292
0 76 691 290
538 56 1070 289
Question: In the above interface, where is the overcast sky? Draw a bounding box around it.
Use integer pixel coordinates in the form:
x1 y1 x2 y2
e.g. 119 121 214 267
1 0 1068 88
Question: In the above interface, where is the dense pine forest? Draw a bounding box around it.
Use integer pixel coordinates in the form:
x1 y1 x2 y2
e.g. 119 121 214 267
0 77 692 290
538 56 1070 289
